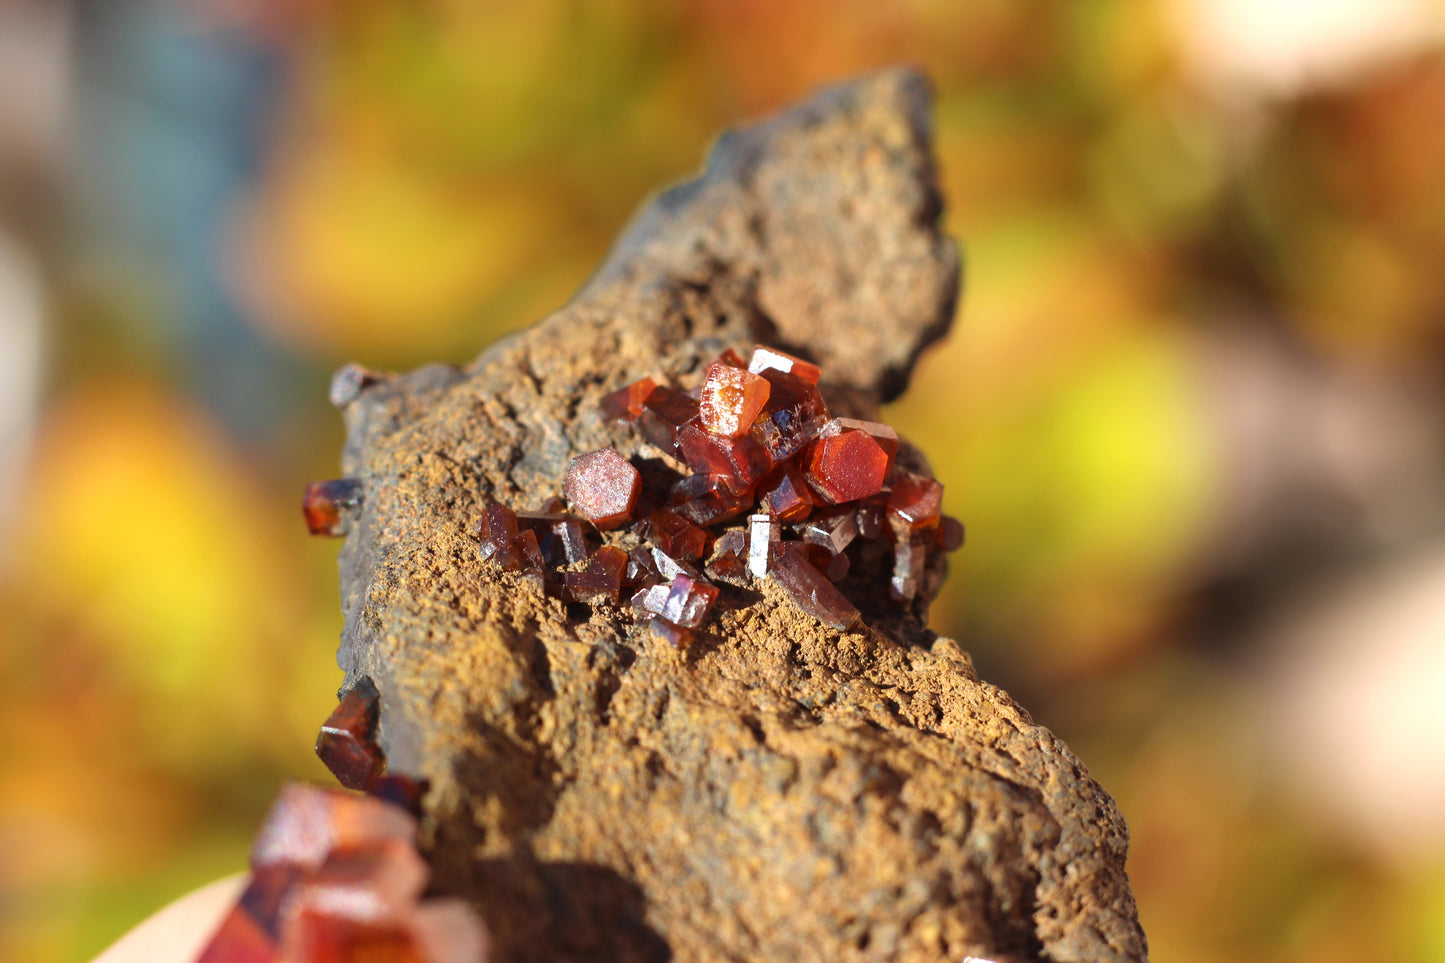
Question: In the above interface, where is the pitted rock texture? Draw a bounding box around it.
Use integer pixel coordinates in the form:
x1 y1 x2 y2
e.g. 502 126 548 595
331 68 1148 963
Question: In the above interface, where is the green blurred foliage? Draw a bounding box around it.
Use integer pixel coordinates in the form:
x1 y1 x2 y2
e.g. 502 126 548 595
3 1 1444 960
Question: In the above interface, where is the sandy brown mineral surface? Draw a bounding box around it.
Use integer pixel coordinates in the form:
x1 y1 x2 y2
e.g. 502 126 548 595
330 68 1149 963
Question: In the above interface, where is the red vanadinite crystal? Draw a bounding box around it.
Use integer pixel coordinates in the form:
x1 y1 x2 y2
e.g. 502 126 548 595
769 544 860 630
800 508 858 555
659 573 718 629
367 775 429 816
564 545 628 602
564 448 640 530
855 497 888 541
516 529 546 571
647 508 708 561
250 785 417 873
599 376 659 422
677 421 774 489
669 473 752 526
887 472 944 535
301 838 429 924
755 463 815 521
477 504 523 571
202 783 490 963
750 369 828 462
303 479 364 537
806 429 890 504
937 516 966 552
705 529 748 581
747 346 821 385
315 681 385 791
285 911 426 963
819 417 898 473
699 361 771 438
636 385 700 454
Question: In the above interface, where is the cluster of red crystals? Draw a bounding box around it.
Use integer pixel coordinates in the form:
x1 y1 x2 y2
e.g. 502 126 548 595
303 479 364 537
196 784 489 963
461 344 964 642
315 680 384 791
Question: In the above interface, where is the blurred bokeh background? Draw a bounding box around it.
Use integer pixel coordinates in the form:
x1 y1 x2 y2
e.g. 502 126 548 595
2 1 1444 960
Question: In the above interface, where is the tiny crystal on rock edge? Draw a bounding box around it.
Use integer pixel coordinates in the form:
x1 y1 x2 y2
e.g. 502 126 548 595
564 448 641 530
315 680 384 791
303 479 364 537
328 363 385 408
699 361 772 438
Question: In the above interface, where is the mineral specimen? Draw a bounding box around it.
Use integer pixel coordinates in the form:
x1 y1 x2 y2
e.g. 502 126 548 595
197 784 489 963
314 680 384 791
302 480 363 537
563 448 640 529
698 361 771 437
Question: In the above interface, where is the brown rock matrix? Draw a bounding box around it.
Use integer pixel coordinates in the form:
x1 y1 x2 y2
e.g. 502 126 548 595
328 69 1148 963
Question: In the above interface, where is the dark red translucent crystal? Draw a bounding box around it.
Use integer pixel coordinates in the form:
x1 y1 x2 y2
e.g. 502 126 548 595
564 448 640 530
564 545 628 602
747 346 821 385
887 472 944 535
645 617 693 647
477 504 523 571
367 775 429 816
755 463 815 521
806 429 890 504
769 544 860 630
636 385 700 454
285 910 425 963
699 362 771 438
251 785 416 874
599 376 659 422
315 680 384 791
937 516 966 552
705 529 748 582
669 472 752 526
647 508 708 561
750 369 828 462
677 420 773 489
303 479 364 537
800 507 859 555
819 417 898 473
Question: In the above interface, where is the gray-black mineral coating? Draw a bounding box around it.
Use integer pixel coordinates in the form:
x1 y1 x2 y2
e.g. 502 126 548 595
329 68 1148 963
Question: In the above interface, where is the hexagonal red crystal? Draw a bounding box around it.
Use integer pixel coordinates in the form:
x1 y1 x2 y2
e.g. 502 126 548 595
756 463 815 521
805 429 890 504
677 420 774 490
564 448 641 529
699 361 771 438
599 376 659 422
887 472 944 535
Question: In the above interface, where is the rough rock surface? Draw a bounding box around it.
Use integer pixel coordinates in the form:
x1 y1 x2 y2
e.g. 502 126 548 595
331 69 1148 963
